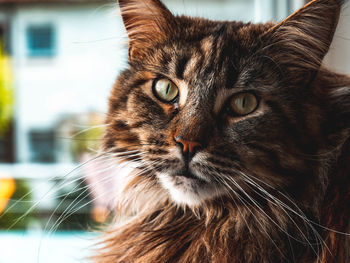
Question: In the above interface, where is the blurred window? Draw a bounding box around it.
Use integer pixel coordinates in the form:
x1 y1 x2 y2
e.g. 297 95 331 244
26 25 55 57
29 130 56 163
0 126 14 163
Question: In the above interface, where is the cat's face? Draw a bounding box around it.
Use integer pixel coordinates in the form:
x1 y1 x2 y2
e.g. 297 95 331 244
105 0 347 206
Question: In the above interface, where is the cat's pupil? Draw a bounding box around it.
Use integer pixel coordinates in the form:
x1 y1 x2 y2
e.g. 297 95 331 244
242 97 246 108
166 84 171 95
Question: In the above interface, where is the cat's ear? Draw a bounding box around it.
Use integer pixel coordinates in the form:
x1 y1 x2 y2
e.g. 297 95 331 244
261 0 343 85
117 0 176 61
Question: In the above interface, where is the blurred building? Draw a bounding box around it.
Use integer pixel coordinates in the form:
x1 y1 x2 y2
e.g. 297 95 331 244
0 0 123 167
0 0 125 226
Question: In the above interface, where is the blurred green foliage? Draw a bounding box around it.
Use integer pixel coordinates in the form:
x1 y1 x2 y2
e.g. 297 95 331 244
0 43 13 136
70 113 104 161
0 179 36 230
54 178 96 231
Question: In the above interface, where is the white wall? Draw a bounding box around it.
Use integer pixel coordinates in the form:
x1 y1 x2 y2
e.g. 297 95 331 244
166 0 255 22
10 3 125 162
12 4 124 127
324 1 350 75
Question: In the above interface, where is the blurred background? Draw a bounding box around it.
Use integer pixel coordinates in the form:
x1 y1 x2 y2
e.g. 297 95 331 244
0 0 348 262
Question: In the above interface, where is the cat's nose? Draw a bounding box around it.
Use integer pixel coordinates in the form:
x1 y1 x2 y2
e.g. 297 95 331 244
174 136 202 160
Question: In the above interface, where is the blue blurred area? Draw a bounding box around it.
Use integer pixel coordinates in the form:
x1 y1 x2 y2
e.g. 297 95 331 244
0 231 97 263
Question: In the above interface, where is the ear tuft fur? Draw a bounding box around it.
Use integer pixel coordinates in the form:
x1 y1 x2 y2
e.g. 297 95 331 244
261 0 342 85
117 0 176 61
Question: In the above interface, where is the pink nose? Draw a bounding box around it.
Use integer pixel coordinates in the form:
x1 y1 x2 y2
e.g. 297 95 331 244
174 136 202 154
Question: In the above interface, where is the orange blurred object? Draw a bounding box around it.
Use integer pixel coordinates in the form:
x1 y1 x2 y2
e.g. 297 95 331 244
0 177 16 214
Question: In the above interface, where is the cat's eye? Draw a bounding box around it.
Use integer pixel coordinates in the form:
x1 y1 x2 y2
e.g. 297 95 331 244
229 93 258 116
153 79 179 103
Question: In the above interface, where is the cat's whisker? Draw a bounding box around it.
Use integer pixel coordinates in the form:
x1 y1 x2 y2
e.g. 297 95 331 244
4 152 119 229
237 171 331 256
217 175 289 260
45 156 151 237
212 176 254 234
47 169 122 235
223 174 315 248
44 155 145 233
241 170 350 236
6 150 145 229
240 175 325 256
6 154 124 204
69 124 111 139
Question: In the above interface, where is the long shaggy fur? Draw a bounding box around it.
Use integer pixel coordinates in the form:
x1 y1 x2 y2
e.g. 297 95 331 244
94 0 350 262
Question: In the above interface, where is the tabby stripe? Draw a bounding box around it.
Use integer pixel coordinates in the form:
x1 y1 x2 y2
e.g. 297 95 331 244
211 150 242 164
216 40 231 74
275 99 317 155
134 92 166 119
206 157 237 169
159 52 172 74
104 137 115 149
112 147 137 154
147 136 170 147
116 136 140 145
175 55 190 79
247 143 307 178
148 149 169 155
193 46 205 78
111 77 150 112
129 121 146 129
151 162 171 170
225 62 238 90
113 120 130 131
294 99 318 152
129 77 149 91
147 157 164 163
192 162 233 175
264 100 306 149
202 32 222 76
208 24 227 73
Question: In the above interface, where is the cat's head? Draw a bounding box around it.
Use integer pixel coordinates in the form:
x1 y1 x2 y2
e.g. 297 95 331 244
105 0 350 207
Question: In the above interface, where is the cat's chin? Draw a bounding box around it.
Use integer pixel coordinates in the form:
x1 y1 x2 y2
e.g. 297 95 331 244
157 172 224 207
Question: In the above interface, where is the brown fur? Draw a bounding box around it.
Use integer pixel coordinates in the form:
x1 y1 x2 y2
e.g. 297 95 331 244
95 0 350 262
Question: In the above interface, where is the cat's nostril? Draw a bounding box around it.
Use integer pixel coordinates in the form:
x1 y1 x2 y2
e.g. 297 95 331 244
174 136 202 155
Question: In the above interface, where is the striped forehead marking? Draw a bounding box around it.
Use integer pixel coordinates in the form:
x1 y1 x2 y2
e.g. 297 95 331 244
177 80 189 107
214 88 236 115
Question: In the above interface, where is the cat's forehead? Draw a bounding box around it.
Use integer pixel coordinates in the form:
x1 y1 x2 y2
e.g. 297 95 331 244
156 18 273 85
150 20 272 96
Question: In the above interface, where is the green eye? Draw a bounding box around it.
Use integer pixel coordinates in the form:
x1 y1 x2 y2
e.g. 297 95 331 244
230 93 258 116
153 79 179 103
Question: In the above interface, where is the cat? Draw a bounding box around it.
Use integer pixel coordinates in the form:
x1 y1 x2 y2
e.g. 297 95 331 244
94 0 350 262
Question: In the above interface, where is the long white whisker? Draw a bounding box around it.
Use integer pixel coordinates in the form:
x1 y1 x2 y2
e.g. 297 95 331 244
218 175 289 260
48 163 153 235
237 172 330 256
224 175 315 249
5 152 117 229
44 155 145 234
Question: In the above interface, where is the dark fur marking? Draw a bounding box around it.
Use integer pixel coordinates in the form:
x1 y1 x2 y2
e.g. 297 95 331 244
175 55 190 79
113 120 130 131
148 148 169 155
